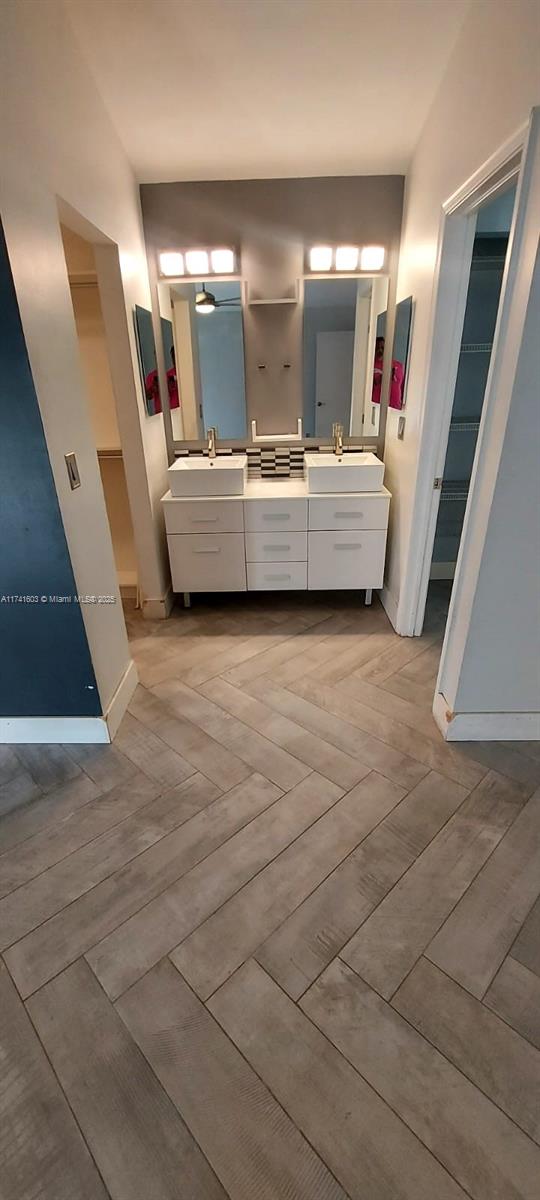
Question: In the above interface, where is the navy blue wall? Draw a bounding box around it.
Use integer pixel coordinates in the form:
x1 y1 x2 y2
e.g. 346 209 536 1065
0 222 100 717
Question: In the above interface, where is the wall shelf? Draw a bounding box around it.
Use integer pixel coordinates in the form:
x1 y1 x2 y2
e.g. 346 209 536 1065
460 342 493 354
440 480 470 501
450 420 480 431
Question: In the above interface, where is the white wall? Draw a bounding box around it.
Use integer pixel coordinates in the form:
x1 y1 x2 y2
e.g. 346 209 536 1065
384 0 540 623
0 0 170 713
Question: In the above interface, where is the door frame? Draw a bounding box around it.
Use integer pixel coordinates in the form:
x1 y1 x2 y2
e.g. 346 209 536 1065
397 120 528 641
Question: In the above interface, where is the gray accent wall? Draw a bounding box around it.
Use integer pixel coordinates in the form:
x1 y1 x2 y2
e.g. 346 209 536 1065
141 176 403 436
0 222 100 718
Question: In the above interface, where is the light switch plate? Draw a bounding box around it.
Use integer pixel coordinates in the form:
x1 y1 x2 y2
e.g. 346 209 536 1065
65 452 81 489
397 416 406 440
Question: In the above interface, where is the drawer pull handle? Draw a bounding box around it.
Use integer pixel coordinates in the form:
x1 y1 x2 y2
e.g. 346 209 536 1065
263 544 290 552
264 573 291 581
192 547 221 554
262 513 290 521
335 543 362 550
192 516 219 523
334 511 363 519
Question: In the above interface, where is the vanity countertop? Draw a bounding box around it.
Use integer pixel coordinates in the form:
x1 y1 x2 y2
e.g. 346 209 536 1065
162 479 391 503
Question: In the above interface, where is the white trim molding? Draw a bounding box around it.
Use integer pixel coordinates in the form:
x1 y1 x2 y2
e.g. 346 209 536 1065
142 586 174 620
379 582 400 632
0 658 138 744
0 716 111 744
433 692 540 742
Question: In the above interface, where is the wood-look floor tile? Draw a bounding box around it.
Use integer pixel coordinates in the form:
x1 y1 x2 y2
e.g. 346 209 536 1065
342 770 523 998
0 770 42 818
13 744 81 792
302 957 540 1200
484 957 540 1050
0 772 99 854
0 962 108 1200
508 894 540 978
381 671 441 711
310 629 397 686
258 771 467 999
4 773 279 998
0 774 217 947
427 786 540 997
208 959 467 1200
199 676 370 789
172 771 402 999
393 956 540 1143
117 958 347 1200
333 674 486 788
0 771 176 899
398 641 443 684
247 677 429 789
152 678 311 791
113 710 196 787
62 742 138 790
129 684 251 789
87 773 341 1001
28 960 226 1200
220 611 354 687
355 632 439 684
0 745 22 786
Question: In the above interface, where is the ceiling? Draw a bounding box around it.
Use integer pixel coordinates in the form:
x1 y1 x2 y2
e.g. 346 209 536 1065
65 0 470 183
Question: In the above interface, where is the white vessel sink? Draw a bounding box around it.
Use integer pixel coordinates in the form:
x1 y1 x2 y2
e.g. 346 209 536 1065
304 452 385 493
168 455 248 497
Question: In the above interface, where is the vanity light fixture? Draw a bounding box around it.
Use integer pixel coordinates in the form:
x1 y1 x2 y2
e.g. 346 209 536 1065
186 249 210 275
360 245 385 270
335 246 359 270
309 245 333 271
211 248 235 274
159 251 184 276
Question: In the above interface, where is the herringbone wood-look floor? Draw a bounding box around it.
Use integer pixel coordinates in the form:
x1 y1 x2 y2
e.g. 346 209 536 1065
1 589 539 1200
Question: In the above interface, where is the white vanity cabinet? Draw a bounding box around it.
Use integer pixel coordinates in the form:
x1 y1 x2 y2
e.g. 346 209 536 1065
162 480 390 598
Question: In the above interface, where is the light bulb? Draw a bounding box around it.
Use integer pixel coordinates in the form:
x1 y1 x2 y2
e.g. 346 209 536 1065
335 246 359 270
159 251 184 276
211 248 235 273
309 246 333 271
360 246 385 271
186 250 210 275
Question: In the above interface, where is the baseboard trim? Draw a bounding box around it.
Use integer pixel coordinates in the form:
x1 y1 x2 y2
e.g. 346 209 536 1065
379 583 400 632
142 586 173 620
433 691 540 741
0 659 139 745
0 716 111 744
105 658 138 740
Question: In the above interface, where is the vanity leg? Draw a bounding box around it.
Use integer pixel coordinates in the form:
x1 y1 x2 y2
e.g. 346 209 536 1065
365 588 373 606
183 592 191 609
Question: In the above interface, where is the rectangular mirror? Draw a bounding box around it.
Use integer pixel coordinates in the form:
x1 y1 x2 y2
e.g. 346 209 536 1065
303 276 389 439
157 280 247 440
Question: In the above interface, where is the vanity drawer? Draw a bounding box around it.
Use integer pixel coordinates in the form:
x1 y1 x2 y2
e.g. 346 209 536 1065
247 561 307 591
163 498 244 535
167 533 246 592
308 530 387 590
245 531 307 563
308 494 389 531
244 498 308 533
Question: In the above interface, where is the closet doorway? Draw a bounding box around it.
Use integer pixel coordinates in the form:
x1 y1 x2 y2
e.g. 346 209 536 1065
61 227 139 606
426 185 516 621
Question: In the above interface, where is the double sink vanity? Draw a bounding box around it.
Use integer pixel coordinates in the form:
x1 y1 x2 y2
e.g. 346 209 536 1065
162 450 390 604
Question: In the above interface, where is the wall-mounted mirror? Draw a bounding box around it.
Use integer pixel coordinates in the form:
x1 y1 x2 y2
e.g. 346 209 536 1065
371 294 413 430
156 280 247 440
134 305 175 417
302 276 389 439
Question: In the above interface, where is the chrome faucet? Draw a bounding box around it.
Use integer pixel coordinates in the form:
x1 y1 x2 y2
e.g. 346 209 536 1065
332 422 344 457
207 426 217 459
